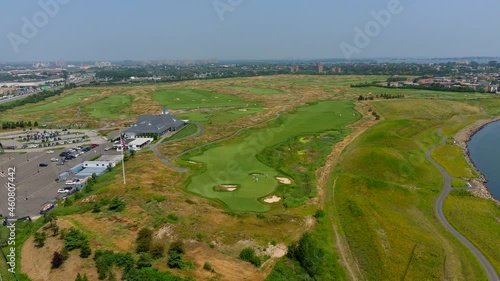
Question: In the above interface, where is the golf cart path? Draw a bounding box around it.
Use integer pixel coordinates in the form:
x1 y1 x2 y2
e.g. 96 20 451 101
427 129 499 281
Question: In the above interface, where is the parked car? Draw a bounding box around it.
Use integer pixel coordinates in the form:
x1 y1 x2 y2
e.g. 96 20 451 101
56 161 66 165
57 187 74 194
104 147 111 151
39 163 48 167
50 158 59 162
46 150 54 154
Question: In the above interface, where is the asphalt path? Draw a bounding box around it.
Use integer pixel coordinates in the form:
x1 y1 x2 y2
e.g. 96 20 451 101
426 129 499 281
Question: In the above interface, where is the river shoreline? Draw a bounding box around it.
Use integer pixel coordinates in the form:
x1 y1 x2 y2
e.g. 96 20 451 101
454 116 500 205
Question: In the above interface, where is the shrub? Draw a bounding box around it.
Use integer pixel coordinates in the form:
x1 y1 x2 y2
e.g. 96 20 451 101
167 213 179 223
92 204 101 213
203 262 213 272
314 209 325 219
135 228 153 253
287 232 324 277
167 250 183 269
169 241 185 255
150 243 165 259
137 253 153 269
34 232 47 248
80 241 92 258
94 250 116 280
65 228 88 251
51 251 64 268
108 197 125 212
239 248 261 267
115 252 135 269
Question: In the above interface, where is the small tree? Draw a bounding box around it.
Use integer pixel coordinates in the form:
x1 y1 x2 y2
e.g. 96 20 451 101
135 228 153 253
136 253 152 269
80 241 92 258
34 232 47 248
51 251 64 268
150 242 165 259
51 225 60 237
108 197 125 212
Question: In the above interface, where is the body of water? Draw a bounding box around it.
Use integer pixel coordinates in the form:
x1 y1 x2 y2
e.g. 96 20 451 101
467 120 500 200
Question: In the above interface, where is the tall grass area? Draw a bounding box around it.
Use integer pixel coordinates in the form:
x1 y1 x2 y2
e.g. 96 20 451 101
332 99 489 280
431 144 478 178
444 191 500 275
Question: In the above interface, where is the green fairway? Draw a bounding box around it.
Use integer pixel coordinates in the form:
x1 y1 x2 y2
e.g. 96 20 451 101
151 89 247 109
186 100 360 212
14 90 100 114
176 107 263 125
228 86 283 94
163 123 198 142
83 94 134 119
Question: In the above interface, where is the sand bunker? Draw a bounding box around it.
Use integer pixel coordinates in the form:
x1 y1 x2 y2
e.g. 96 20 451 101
214 184 238 192
264 195 281 203
276 177 291 185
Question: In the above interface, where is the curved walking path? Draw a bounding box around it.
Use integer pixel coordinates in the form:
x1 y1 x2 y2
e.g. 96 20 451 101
426 128 499 281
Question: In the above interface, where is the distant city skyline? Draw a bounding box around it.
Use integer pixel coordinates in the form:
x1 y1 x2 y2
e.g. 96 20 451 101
1 0 500 61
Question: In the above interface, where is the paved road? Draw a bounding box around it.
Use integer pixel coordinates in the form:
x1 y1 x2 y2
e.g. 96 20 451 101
426 129 499 281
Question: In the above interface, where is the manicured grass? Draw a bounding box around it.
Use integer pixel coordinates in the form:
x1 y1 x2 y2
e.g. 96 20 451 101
228 86 283 95
15 90 100 114
431 144 478 178
186 100 360 212
444 192 500 275
176 107 263 126
151 89 247 109
162 123 199 142
83 94 134 119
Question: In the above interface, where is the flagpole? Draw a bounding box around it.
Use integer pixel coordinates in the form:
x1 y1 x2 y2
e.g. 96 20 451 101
120 130 126 185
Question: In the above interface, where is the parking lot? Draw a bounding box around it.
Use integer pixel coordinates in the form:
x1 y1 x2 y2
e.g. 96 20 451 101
0 143 120 218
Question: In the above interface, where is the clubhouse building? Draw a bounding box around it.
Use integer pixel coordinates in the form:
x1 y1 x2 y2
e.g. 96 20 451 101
124 107 186 138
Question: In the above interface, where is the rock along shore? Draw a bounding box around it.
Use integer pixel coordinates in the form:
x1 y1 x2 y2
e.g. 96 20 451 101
454 116 500 205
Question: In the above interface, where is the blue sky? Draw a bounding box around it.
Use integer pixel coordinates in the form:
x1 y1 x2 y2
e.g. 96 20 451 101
1 0 499 61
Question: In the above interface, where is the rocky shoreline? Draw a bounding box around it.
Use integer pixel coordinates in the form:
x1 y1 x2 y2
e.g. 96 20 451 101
454 116 500 205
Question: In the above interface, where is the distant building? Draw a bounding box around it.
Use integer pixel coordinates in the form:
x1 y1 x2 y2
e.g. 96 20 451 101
124 107 186 138
290 66 299 73
316 63 324 73
332 67 342 73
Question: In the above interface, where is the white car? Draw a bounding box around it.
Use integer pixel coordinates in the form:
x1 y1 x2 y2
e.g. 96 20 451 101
57 187 74 194
46 150 54 154
50 158 59 162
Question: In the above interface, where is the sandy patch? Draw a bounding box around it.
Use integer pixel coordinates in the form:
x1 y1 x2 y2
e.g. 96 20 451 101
276 177 291 185
263 243 288 258
214 184 239 192
155 223 176 241
264 195 281 203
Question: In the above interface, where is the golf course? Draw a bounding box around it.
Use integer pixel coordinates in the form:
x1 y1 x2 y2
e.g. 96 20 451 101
187 100 360 211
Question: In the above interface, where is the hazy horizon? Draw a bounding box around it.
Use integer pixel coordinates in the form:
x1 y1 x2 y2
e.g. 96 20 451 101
2 0 500 61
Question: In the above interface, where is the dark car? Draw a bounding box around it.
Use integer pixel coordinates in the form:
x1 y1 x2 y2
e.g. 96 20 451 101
39 163 48 167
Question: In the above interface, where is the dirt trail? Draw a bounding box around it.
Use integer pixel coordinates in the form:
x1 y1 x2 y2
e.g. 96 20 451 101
315 101 381 281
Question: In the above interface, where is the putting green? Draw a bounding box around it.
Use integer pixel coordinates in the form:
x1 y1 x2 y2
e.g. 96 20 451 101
151 89 247 109
187 100 360 212
83 94 133 119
